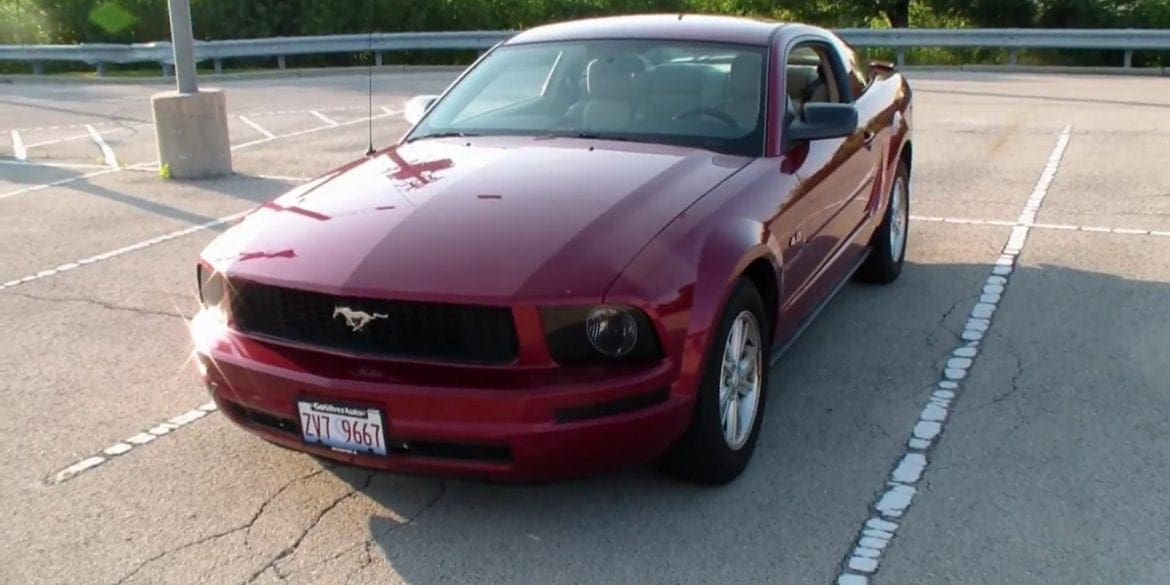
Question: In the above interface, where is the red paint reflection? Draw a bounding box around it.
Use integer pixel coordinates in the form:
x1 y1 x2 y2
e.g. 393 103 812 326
237 249 296 261
262 201 331 221
385 150 454 191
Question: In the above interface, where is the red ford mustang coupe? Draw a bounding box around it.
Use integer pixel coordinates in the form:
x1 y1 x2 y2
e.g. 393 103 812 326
191 14 913 484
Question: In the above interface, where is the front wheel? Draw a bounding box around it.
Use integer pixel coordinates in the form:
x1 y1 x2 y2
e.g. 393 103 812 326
658 279 770 485
857 159 910 284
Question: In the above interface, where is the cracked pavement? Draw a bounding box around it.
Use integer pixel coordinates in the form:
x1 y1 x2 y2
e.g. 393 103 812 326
2 71 1169 584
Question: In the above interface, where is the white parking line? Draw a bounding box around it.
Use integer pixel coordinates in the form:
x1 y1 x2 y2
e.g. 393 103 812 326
0 168 119 201
0 210 249 291
85 124 119 169
909 215 1016 227
25 132 98 149
10 130 26 160
0 160 111 170
45 401 218 485
256 174 313 182
1 109 399 201
910 216 1170 238
833 125 1074 584
310 110 341 126
238 115 277 140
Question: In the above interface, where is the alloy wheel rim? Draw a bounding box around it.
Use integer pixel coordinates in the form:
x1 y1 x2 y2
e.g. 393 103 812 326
719 311 762 451
889 176 909 263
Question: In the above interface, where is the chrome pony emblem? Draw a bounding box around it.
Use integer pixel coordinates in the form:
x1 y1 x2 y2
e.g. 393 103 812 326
332 306 388 332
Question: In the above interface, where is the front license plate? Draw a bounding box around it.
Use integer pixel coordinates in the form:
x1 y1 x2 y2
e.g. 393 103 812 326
297 400 387 457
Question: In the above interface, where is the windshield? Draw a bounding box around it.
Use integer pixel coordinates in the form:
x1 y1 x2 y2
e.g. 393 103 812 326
408 40 768 156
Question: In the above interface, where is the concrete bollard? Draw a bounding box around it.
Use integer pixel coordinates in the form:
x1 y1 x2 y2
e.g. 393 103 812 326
151 88 233 179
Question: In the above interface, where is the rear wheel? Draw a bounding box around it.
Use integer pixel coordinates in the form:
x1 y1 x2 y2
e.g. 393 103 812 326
659 279 770 485
857 159 910 284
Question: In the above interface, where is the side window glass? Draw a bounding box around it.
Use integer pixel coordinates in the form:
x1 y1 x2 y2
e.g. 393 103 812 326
785 43 844 106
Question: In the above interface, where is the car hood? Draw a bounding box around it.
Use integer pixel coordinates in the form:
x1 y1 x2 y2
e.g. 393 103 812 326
203 137 748 303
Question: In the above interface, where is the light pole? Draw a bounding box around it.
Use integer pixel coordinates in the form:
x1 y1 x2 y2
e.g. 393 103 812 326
151 0 232 179
167 0 198 94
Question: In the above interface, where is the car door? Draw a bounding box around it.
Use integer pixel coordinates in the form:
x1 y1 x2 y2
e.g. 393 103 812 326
773 39 880 327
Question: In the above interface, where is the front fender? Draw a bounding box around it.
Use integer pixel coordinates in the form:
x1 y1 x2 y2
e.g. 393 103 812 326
605 213 781 400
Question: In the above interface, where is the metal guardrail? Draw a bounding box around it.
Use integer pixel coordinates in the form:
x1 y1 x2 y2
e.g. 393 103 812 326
2 28 1168 76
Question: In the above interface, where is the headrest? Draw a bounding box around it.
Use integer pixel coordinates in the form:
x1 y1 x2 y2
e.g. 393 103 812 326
586 56 646 100
729 53 762 99
647 64 706 94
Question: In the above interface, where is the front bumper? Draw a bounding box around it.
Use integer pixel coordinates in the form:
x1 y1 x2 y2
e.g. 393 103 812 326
191 311 694 482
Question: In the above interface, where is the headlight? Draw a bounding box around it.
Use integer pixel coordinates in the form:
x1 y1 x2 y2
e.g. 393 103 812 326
586 306 639 357
197 264 230 322
541 305 661 364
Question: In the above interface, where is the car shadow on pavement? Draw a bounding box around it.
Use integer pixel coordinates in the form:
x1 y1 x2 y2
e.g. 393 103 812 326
304 258 1016 583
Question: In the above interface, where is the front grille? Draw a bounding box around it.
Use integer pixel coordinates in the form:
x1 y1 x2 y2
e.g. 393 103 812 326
231 281 519 364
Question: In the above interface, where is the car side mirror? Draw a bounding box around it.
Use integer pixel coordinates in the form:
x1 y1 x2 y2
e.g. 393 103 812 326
784 103 858 148
404 95 440 125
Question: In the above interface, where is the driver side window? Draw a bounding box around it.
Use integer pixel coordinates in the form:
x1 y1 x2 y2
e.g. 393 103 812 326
785 43 846 108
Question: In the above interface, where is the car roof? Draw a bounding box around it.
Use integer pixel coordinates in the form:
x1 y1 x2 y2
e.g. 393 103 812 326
505 13 786 47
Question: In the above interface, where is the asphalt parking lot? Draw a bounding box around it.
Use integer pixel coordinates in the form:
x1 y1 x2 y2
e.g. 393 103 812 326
2 69 1168 585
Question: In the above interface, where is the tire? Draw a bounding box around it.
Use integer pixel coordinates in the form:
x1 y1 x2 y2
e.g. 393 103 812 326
857 158 910 284
658 278 770 485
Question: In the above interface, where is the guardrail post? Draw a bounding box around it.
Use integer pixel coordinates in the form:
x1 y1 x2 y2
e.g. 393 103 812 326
277 55 286 69
162 62 174 77
32 61 44 75
214 58 223 74
1009 49 1018 66
96 62 107 77
375 51 382 67
896 48 905 67
1124 50 1133 68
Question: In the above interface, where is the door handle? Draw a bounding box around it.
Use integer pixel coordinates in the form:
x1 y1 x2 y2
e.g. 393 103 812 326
863 130 877 149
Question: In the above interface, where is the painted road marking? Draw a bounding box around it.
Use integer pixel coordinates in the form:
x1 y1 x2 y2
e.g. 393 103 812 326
0 210 249 291
310 110 341 127
910 216 1170 238
256 174 313 182
0 168 119 201
10 130 27 160
25 131 100 149
0 160 111 170
909 215 1016 227
5 105 387 132
85 124 119 169
833 125 1074 585
45 402 218 485
239 115 277 140
6 122 117 133
1 110 400 201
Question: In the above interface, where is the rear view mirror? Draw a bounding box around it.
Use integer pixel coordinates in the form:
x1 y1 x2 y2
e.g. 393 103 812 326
784 103 858 147
404 95 440 125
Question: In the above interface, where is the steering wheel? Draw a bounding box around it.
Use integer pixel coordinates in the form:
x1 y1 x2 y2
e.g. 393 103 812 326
673 107 740 128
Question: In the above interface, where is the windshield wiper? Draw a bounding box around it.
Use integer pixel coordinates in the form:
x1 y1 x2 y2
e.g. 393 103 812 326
546 132 637 142
405 131 479 143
